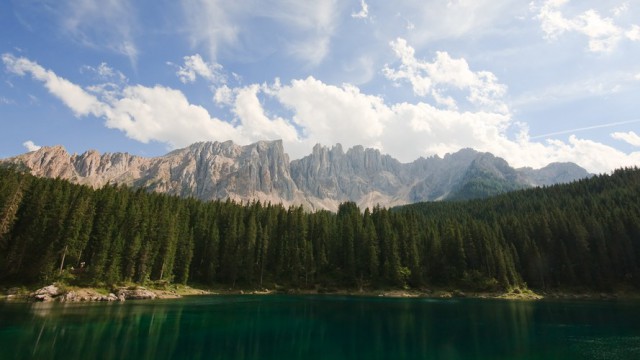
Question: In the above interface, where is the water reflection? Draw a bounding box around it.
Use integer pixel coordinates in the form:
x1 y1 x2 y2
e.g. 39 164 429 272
1 296 639 359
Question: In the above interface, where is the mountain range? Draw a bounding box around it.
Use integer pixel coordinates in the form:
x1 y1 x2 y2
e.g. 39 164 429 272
0 140 590 211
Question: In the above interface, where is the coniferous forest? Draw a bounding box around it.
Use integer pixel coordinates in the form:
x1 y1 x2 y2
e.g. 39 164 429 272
0 166 639 292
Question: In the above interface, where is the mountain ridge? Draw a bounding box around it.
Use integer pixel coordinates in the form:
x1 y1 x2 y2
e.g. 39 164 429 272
1 140 591 211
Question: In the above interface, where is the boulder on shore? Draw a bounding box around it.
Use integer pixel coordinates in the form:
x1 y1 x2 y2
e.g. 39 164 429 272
25 284 161 302
115 287 157 300
31 285 62 302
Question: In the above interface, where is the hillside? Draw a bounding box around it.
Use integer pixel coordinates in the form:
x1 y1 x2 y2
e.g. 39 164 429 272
0 166 638 292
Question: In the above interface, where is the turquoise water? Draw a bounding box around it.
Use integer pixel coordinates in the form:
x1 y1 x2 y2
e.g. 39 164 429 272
1 295 639 359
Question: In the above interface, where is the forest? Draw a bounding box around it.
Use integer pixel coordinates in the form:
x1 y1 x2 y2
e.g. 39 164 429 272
0 166 639 292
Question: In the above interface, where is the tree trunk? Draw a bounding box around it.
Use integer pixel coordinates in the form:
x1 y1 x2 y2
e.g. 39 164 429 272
59 245 68 275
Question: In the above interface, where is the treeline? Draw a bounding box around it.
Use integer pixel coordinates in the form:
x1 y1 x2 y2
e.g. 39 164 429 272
0 167 639 291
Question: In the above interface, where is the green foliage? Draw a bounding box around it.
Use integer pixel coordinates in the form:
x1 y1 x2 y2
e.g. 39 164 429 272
0 166 639 292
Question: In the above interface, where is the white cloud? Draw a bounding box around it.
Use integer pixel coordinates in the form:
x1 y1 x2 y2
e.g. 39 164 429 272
274 77 390 148
82 63 127 83
612 2 628 17
351 0 369 19
0 96 15 105
214 85 234 106
22 140 41 152
612 131 640 147
232 85 299 142
269 76 638 172
2 53 242 148
4 53 639 174
533 0 640 52
2 54 105 117
59 0 138 65
342 56 375 85
627 25 640 41
103 85 241 147
271 0 339 65
384 38 508 113
287 37 331 67
176 54 226 84
182 0 339 65
182 0 239 61
393 0 520 44
513 70 640 108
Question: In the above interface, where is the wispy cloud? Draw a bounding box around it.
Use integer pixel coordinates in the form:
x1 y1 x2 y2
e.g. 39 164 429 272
0 96 15 105
532 0 640 52
181 0 339 65
60 0 139 66
530 119 640 139
351 0 369 19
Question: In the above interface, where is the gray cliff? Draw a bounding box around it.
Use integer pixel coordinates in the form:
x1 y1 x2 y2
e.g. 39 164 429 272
1 140 591 211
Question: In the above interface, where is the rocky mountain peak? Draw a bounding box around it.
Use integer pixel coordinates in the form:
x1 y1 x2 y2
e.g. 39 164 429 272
1 140 592 211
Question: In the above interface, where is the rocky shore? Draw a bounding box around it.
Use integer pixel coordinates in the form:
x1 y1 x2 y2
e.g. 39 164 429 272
3 284 637 302
2 284 208 303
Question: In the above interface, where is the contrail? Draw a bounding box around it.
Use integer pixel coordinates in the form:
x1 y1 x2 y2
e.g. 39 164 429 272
530 119 640 139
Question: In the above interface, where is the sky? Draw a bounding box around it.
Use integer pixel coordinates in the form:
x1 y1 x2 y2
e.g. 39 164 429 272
1 0 639 173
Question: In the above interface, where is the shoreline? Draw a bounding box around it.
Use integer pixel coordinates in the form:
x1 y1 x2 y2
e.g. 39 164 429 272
3 283 638 302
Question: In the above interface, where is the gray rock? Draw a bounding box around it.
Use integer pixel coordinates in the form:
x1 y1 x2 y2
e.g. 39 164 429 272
115 287 157 300
1 141 591 211
59 291 78 302
32 285 61 302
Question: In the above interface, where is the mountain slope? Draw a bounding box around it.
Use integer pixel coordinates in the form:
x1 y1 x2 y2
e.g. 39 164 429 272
1 140 590 210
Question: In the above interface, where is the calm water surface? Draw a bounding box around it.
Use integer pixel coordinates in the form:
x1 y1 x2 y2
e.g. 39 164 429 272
1 295 639 359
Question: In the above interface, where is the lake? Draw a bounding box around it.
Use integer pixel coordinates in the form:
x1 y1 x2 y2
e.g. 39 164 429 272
1 295 639 359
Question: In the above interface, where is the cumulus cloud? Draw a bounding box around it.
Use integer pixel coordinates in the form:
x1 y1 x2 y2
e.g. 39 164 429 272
4 53 639 174
384 38 508 113
627 25 640 41
269 76 638 172
532 0 640 52
22 140 41 152
612 131 640 147
214 85 235 106
274 76 391 149
351 0 369 19
232 84 299 142
2 53 243 148
103 85 243 148
175 54 226 84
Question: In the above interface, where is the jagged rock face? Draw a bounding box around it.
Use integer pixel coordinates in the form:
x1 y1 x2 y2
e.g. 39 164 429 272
518 162 591 187
1 141 591 211
290 144 404 202
5 140 297 204
134 140 296 201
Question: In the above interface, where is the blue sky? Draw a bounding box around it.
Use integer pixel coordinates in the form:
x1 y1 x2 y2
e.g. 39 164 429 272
1 0 639 173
